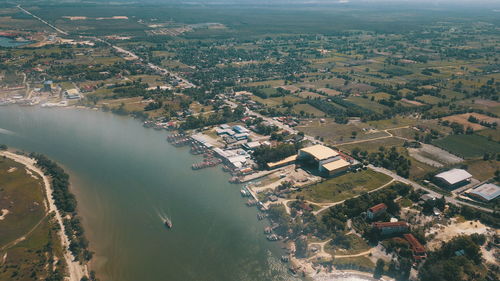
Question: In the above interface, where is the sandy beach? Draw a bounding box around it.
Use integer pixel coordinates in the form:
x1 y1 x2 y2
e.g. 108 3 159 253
0 150 88 281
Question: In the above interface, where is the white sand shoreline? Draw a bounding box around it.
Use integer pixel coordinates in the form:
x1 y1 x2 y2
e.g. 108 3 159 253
0 150 88 281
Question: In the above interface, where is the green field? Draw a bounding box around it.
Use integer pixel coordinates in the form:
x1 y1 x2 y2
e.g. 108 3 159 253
0 157 66 280
296 169 392 203
433 134 500 159
324 234 371 256
0 158 45 247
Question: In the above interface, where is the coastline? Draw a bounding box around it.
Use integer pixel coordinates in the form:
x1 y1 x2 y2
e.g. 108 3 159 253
0 150 88 281
1 105 385 281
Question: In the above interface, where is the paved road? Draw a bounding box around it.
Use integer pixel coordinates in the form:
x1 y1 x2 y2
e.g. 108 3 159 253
17 5 68 35
17 5 195 89
369 165 494 213
19 3 493 215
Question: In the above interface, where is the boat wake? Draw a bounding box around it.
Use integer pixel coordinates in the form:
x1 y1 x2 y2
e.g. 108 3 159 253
0 128 15 136
155 208 171 224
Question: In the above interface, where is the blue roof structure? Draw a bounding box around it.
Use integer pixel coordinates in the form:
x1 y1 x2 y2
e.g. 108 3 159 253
469 183 500 201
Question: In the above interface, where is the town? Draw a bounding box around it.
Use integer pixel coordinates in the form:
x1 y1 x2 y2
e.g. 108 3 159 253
0 1 499 281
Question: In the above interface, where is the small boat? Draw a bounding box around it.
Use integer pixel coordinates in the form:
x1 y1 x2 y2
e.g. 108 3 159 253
164 218 173 229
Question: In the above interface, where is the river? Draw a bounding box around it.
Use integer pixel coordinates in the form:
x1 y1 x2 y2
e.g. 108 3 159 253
0 106 299 281
0 36 33 47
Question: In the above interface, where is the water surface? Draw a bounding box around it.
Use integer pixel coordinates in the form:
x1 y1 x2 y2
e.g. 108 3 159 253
0 36 32 47
0 106 296 281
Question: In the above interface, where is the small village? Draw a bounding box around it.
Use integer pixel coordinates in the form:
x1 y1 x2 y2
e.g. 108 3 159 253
0 2 499 280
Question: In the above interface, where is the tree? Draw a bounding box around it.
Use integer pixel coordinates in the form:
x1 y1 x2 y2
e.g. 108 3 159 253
295 236 308 258
374 259 385 279
419 235 485 281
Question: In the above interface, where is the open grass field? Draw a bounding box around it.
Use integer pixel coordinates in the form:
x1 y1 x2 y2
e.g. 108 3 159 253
442 113 500 131
292 103 325 117
297 119 387 145
346 97 389 113
416 95 442 105
0 215 66 281
324 234 371 256
433 134 500 159
0 157 67 281
476 128 500 142
332 256 375 270
0 158 46 247
295 169 392 203
464 159 500 181
339 137 405 154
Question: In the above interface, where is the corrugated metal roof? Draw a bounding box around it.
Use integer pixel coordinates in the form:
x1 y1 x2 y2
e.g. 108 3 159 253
321 159 350 171
300 144 339 161
435 169 472 185
267 155 297 168
469 183 500 201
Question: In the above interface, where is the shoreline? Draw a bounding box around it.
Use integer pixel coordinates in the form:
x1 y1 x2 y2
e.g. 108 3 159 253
2 105 384 281
80 105 386 281
0 150 89 281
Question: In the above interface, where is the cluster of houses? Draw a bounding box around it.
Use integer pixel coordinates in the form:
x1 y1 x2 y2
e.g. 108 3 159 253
215 124 250 143
367 202 427 262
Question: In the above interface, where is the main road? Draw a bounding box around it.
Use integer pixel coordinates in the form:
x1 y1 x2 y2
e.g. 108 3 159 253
17 5 195 89
16 4 494 215
227 100 495 214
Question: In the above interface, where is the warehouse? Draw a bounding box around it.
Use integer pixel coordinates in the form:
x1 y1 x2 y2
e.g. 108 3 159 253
468 183 500 202
434 168 472 189
298 144 340 169
320 158 351 176
298 144 350 176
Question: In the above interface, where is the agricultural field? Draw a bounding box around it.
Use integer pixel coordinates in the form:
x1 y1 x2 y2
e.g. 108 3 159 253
433 134 500 159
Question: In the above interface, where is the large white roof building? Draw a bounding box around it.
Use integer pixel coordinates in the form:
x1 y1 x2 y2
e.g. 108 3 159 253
435 169 472 187
468 183 500 202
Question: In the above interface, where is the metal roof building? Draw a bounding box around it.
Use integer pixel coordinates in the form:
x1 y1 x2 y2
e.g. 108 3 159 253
434 169 472 187
468 183 500 202
321 159 351 176
299 144 339 161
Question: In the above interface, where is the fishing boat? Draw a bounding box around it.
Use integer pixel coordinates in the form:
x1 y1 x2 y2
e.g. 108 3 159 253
164 218 173 229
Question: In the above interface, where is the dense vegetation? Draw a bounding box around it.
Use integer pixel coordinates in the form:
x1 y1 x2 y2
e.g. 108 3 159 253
30 153 93 262
419 235 487 281
252 143 301 167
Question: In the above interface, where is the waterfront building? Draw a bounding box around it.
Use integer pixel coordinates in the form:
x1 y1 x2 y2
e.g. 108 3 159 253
297 144 350 176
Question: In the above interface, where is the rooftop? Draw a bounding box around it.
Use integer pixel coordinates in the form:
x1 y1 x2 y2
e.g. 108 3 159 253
300 144 339 161
435 169 472 185
469 183 500 201
321 159 350 172
368 203 388 213
403 233 426 253
267 155 297 169
372 221 409 228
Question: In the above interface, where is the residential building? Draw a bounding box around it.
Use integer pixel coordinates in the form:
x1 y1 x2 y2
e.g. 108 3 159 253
404 233 427 261
372 221 409 235
367 203 387 219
